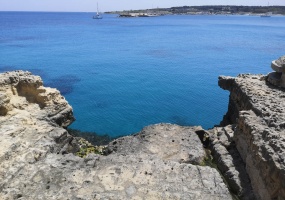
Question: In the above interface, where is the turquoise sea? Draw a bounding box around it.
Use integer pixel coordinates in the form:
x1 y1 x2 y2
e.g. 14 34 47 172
0 12 285 137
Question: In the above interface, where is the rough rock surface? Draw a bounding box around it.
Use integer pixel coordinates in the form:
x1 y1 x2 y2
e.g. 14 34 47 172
268 55 285 88
0 71 232 199
219 73 285 200
208 125 255 199
107 124 207 165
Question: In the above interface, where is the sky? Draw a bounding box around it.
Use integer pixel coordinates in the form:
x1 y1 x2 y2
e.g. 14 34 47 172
1 0 285 12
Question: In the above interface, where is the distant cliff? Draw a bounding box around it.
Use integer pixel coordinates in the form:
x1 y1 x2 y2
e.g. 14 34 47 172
0 61 285 199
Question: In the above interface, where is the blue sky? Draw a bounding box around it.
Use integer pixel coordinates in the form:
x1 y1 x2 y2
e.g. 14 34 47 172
1 0 284 12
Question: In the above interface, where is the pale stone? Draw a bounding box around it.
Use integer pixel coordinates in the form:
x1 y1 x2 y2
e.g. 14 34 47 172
219 73 285 199
0 71 232 199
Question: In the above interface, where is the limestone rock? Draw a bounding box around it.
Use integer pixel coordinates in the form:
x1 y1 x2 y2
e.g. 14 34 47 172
208 125 255 199
107 124 207 165
0 71 232 199
0 70 74 126
219 73 285 200
268 55 285 88
271 55 285 72
4 67 285 200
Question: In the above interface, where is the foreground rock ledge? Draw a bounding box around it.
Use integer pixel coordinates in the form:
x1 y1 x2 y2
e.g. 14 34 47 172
0 71 231 199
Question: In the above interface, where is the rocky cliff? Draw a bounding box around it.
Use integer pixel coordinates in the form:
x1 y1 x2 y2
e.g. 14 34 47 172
0 71 231 199
217 73 285 200
0 64 284 200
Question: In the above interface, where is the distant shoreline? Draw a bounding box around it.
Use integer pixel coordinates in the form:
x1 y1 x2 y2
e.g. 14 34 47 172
113 13 285 18
106 5 285 16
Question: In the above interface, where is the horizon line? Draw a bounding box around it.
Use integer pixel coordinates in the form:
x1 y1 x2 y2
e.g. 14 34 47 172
1 4 285 13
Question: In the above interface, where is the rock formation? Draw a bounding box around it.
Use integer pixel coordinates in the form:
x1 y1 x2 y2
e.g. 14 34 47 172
218 71 285 199
1 54 285 200
0 71 231 199
268 55 285 88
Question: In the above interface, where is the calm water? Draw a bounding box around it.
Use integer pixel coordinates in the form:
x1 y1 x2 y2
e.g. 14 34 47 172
1 12 284 137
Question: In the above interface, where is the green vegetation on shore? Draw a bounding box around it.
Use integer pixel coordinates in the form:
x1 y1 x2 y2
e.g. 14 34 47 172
67 128 112 146
67 129 112 157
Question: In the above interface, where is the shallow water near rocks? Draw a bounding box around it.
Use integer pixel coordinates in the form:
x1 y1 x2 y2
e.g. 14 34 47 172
0 12 285 137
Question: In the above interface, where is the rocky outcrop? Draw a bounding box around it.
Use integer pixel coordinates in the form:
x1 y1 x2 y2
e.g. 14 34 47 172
0 71 232 199
218 73 285 200
268 55 285 88
2 58 285 200
0 70 74 126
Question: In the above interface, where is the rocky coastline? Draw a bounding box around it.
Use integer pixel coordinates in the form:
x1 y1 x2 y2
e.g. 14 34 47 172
0 56 285 199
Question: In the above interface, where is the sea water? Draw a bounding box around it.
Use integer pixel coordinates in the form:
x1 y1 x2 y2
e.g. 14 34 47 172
0 12 285 137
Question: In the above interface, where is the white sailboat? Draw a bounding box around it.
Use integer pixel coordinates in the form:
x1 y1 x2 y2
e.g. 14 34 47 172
93 3 103 19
